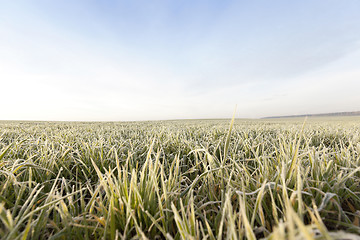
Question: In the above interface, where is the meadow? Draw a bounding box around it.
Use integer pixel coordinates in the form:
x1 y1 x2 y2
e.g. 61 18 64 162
0 117 359 239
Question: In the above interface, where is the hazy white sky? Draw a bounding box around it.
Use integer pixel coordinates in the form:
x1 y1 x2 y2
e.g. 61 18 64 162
1 0 360 121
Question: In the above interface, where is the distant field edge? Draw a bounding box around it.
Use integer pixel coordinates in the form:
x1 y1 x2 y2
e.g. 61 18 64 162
263 110 360 119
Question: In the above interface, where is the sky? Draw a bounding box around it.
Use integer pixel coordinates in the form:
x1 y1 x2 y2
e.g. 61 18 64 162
1 0 360 121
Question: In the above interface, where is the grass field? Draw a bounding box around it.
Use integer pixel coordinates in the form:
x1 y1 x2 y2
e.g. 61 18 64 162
0 117 360 239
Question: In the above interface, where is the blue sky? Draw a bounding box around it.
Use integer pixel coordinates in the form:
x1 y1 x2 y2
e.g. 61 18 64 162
1 0 360 121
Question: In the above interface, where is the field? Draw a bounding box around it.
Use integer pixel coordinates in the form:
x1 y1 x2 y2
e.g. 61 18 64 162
0 117 360 239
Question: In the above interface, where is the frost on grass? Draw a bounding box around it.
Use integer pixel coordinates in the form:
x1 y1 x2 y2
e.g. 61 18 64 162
0 118 360 239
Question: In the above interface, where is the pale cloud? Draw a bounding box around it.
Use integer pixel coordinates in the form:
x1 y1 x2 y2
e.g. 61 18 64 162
0 1 359 121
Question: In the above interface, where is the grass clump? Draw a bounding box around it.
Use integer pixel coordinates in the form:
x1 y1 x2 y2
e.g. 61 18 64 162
0 118 360 239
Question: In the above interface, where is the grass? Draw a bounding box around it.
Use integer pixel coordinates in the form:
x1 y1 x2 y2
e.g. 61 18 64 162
0 117 360 239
